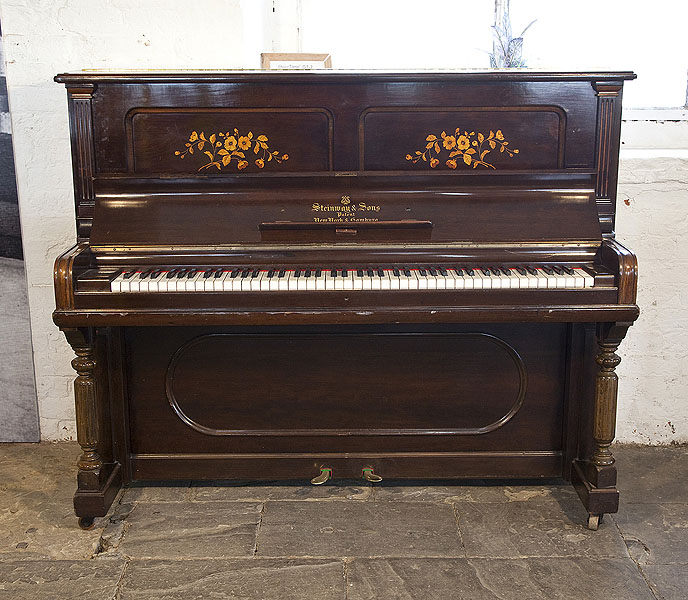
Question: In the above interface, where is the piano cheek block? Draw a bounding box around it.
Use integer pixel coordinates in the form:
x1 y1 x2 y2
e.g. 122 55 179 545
53 69 638 529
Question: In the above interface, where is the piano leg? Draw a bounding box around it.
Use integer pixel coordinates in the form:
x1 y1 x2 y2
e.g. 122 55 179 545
63 327 121 528
572 321 633 529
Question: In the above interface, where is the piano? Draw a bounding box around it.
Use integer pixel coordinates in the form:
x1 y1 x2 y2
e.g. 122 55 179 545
53 70 638 530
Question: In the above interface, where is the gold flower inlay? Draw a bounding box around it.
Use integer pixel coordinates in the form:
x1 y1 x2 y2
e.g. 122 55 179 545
406 128 519 170
175 129 289 171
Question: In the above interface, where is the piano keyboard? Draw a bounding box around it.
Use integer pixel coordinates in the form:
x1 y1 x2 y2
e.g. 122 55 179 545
111 266 595 292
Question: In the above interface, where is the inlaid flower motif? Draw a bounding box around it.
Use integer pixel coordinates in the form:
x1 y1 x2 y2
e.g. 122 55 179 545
456 135 470 151
175 128 289 171
406 128 519 170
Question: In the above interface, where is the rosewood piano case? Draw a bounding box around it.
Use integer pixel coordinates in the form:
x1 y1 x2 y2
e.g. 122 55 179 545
52 70 638 529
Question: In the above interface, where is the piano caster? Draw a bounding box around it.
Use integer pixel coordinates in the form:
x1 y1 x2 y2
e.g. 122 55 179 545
310 468 332 485
362 468 383 483
78 517 95 530
587 513 603 531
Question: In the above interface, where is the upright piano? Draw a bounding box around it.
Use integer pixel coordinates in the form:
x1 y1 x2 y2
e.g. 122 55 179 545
53 70 638 529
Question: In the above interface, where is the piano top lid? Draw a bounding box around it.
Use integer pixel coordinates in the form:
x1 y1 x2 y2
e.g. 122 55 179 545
54 69 637 85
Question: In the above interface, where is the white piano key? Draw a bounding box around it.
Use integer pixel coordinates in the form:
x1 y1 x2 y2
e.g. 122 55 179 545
575 268 594 288
380 271 392 290
111 272 126 292
389 270 401 290
250 272 264 291
343 273 354 290
156 273 170 292
129 273 142 292
288 272 301 291
278 272 290 291
260 272 272 291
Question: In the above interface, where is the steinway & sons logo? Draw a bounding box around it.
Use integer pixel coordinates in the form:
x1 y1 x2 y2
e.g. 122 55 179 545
311 196 381 223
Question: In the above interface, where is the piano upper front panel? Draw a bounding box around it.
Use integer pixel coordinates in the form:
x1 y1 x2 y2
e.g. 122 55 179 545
127 107 333 174
361 106 564 171
87 77 599 176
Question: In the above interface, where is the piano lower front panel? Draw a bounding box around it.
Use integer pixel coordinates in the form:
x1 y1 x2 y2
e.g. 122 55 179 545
117 323 574 481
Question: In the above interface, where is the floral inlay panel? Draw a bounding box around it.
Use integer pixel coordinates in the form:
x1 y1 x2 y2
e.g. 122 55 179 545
175 129 289 171
406 128 518 170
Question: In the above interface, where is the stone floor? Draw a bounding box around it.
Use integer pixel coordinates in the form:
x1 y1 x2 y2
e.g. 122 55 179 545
0 443 685 599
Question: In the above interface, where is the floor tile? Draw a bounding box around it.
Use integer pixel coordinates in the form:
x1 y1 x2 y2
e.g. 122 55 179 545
613 503 688 564
614 446 688 504
117 502 262 559
119 559 345 599
0 442 107 559
640 564 688 600
0 559 126 600
348 558 655 600
190 480 371 502
455 500 628 558
123 482 191 502
258 501 463 558
373 479 577 503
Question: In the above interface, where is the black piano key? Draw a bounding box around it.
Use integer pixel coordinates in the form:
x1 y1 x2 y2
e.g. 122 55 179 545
203 269 213 278
341 268 348 277
366 268 374 277
464 267 475 276
500 267 511 276
428 267 437 276
516 266 527 276
454 267 464 276
330 269 337 277
294 269 301 278
240 268 250 278
251 268 260 278
165 269 177 279
377 268 384 278
480 267 491 276
392 267 400 277
214 268 224 278
187 269 197 278
123 270 135 279
278 268 286 278
403 267 411 277
230 268 240 278
562 266 575 276
542 266 555 275
315 269 322 277
176 269 188 278
267 269 275 278
304 269 311 278
552 266 565 275
418 268 427 276
357 268 364 277
140 269 152 279
490 267 501 276
526 266 538 276
439 267 448 276
150 270 162 279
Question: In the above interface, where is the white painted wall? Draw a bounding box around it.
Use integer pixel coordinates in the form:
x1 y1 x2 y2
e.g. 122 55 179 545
0 0 686 444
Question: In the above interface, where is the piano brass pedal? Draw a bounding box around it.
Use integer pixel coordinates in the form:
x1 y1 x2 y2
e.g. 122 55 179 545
362 468 383 483
310 468 332 485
